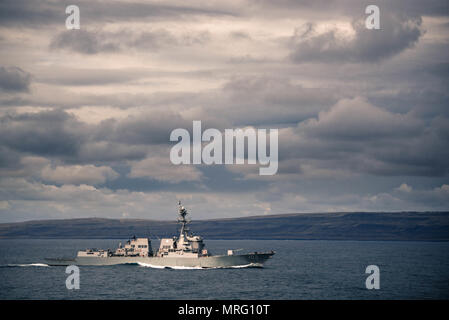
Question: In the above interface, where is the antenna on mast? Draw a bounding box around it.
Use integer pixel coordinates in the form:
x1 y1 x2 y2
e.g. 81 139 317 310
177 201 190 237
178 201 188 222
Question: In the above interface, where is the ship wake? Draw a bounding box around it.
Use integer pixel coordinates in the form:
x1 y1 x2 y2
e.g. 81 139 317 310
136 262 263 269
1 263 49 268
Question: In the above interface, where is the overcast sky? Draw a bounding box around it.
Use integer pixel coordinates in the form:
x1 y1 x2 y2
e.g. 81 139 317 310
0 0 448 222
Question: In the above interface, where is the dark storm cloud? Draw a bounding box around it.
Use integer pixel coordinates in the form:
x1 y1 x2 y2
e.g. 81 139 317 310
0 110 153 165
278 98 449 177
368 87 449 120
93 112 190 146
426 62 449 79
289 13 423 63
0 66 31 92
0 108 196 168
381 0 449 18
0 0 233 27
0 110 85 157
75 141 147 164
0 146 22 170
0 0 60 27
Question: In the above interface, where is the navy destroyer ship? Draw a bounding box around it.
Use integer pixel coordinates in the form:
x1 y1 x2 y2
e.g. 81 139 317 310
45 202 275 268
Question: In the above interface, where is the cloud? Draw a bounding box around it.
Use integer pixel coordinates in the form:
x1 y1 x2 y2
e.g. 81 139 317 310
94 111 189 145
0 201 9 210
202 75 339 126
0 0 448 222
0 66 31 92
128 156 203 183
0 177 265 222
248 0 449 19
397 183 412 193
385 183 449 209
0 155 49 179
50 30 120 55
278 97 449 177
4 176 448 223
0 0 233 28
76 141 147 164
132 29 211 49
0 146 22 171
0 109 156 165
289 13 424 63
0 110 86 157
0 0 60 27
50 28 211 54
41 164 119 185
35 67 152 86
300 97 422 140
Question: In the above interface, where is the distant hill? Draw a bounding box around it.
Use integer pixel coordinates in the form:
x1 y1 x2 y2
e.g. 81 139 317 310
0 212 448 241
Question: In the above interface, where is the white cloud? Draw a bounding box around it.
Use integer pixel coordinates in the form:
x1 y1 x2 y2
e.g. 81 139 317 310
397 183 413 192
299 97 422 140
128 157 203 183
434 184 449 194
0 201 10 210
41 164 119 185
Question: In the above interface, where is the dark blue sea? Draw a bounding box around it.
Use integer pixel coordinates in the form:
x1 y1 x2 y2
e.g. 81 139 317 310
0 239 448 299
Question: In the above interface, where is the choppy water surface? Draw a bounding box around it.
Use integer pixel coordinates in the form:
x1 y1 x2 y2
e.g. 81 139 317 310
0 239 448 299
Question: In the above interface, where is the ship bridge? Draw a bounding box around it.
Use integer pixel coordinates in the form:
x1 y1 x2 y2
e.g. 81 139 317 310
157 202 208 257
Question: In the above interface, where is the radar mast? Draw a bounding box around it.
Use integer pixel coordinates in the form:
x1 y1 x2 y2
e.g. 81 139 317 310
177 201 190 239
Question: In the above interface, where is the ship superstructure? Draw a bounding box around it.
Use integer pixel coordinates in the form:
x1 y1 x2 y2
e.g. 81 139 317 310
156 202 208 258
45 202 275 268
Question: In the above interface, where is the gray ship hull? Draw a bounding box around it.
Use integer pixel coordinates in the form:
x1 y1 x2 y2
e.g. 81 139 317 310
45 252 274 268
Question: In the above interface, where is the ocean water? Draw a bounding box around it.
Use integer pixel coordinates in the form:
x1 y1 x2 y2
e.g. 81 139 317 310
0 239 448 299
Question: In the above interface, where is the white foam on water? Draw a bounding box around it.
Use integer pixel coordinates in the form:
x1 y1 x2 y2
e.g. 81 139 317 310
137 262 203 269
207 263 263 269
137 262 170 269
228 263 263 268
5 263 49 267
136 262 262 270
167 265 205 270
